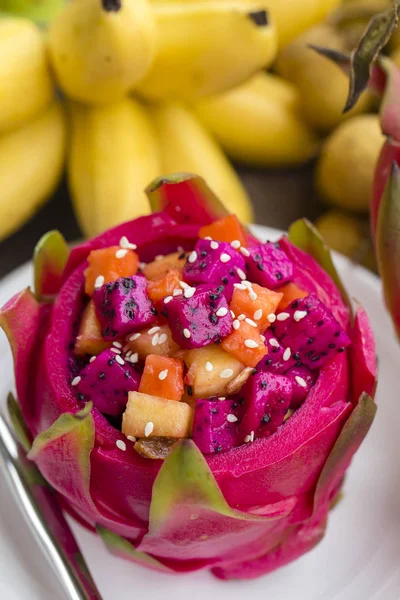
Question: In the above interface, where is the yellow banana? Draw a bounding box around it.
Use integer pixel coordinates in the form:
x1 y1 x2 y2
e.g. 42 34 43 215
194 72 319 168
68 98 161 237
0 17 53 134
0 102 66 241
48 0 156 105
137 2 277 101
148 102 253 223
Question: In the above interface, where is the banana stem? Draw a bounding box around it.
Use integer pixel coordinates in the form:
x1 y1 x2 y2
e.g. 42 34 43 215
102 0 121 12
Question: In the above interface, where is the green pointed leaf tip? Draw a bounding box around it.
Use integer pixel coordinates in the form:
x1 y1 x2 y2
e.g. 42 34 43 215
33 230 69 301
344 4 400 112
376 162 400 339
96 526 173 573
288 218 351 309
309 46 351 74
7 393 32 453
145 172 200 195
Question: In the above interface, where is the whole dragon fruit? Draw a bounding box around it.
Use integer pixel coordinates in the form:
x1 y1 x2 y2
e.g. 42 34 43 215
0 173 377 580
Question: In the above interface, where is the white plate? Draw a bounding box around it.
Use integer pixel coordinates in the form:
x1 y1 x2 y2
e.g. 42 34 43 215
0 225 399 600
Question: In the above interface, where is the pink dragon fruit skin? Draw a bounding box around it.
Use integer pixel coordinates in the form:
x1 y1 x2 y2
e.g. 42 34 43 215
75 348 141 417
239 372 293 438
192 398 245 454
93 276 156 340
165 284 233 349
0 175 378 581
182 238 246 301
245 242 293 289
273 294 351 370
285 365 318 408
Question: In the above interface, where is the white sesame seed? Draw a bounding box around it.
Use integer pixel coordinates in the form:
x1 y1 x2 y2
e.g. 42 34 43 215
164 295 173 304
89 356 96 363
253 309 263 321
240 247 250 257
155 254 164 261
216 307 228 317
116 440 126 451
158 333 168 344
220 368 234 379
250 431 255 442
210 241 219 250
237 268 246 280
113 341 123 348
116 248 128 259
110 347 121 354
129 353 139 363
127 435 136 442
71 376 81 387
218 397 226 401
227 414 238 423
183 328 191 339
173 289 183 296
144 422 154 437
242 280 252 288
158 369 168 381
204 236 212 240
244 434 251 443
238 314 246 321
295 376 308 388
245 318 257 328
94 275 105 289
119 236 137 250
129 332 141 341
179 280 189 289
267 313 277 323
230 310 236 318
184 287 196 299
148 326 161 335
151 333 159 346
116 355 125 366
283 347 291 361
277 312 290 321
269 338 279 348
231 240 241 249
244 339 259 349
220 253 231 263
233 319 240 330
234 283 247 290
294 310 308 322
249 291 258 301
188 250 197 264
205 361 214 372
260 335 266 342
125 350 132 358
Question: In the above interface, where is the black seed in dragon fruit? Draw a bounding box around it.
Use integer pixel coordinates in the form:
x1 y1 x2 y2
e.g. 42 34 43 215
182 239 246 301
75 348 140 417
273 294 351 370
164 284 233 349
93 276 156 340
192 397 245 453
239 371 293 439
258 329 297 374
284 365 318 408
245 242 293 289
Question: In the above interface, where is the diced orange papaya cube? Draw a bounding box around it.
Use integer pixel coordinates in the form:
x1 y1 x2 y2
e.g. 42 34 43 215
125 324 180 359
74 301 112 357
221 321 268 368
84 246 139 296
230 283 282 331
199 215 248 247
142 251 187 280
147 268 181 303
276 283 308 311
139 355 184 401
122 391 194 439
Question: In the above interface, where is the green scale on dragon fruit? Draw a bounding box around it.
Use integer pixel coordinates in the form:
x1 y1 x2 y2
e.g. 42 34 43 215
245 241 293 289
74 348 140 417
239 371 293 439
272 294 351 370
182 238 246 301
163 284 233 349
93 275 156 340
192 397 245 454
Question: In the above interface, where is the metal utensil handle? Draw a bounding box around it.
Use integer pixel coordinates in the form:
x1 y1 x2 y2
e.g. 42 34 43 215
0 413 103 600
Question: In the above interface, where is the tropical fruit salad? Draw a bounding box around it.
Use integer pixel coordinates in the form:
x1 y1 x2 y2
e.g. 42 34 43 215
0 173 377 579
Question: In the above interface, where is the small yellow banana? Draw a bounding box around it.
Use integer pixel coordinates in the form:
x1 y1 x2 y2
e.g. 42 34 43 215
194 72 320 168
148 102 254 223
48 0 156 105
137 2 277 101
0 17 54 134
68 98 161 237
0 102 66 241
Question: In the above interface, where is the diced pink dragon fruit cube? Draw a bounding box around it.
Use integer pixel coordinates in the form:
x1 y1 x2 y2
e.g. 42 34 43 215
284 365 318 408
192 397 245 453
245 242 293 289
258 329 297 374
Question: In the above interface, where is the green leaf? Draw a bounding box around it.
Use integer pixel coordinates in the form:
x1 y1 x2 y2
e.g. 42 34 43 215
33 230 69 302
288 218 351 308
7 393 32 453
376 162 400 340
314 393 377 509
96 526 174 573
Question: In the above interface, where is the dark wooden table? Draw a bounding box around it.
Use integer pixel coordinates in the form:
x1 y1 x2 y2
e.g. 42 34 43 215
0 165 323 280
